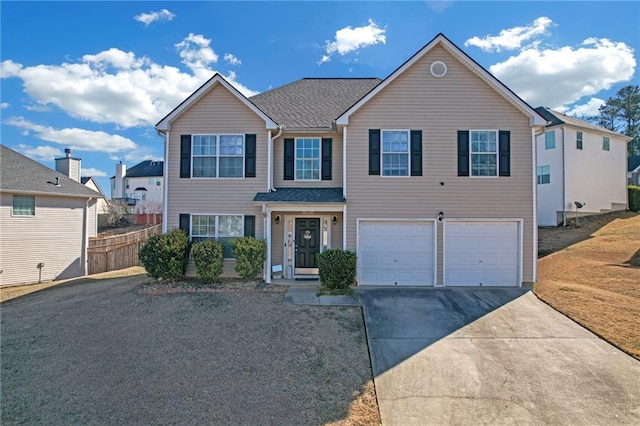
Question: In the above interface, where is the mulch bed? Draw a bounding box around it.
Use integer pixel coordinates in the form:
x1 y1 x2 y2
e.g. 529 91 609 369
138 278 287 295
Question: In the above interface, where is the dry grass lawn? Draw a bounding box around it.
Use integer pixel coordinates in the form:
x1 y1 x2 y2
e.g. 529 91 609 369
535 211 640 359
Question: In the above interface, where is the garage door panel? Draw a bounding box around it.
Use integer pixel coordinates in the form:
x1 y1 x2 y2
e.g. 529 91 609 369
445 221 519 287
358 221 435 286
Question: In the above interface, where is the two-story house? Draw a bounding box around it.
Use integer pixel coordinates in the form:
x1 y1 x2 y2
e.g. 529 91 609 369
110 160 164 214
534 107 630 227
155 34 547 287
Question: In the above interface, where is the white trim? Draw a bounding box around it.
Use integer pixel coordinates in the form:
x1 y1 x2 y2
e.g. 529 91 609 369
442 218 523 287
191 134 246 179
156 73 277 131
342 126 347 199
162 131 169 233
342 205 347 250
430 60 447 78
254 203 345 212
267 130 272 192
356 218 437 286
189 213 245 260
265 206 272 283
293 137 322 181
281 214 331 277
380 129 411 178
531 128 538 282
469 129 499 178
336 34 547 127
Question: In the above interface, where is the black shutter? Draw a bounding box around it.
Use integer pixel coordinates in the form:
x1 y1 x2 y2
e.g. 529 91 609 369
322 138 332 180
179 214 190 236
369 129 381 175
410 130 422 176
499 131 511 177
284 138 294 180
180 135 191 178
245 134 256 178
244 215 255 237
457 131 470 177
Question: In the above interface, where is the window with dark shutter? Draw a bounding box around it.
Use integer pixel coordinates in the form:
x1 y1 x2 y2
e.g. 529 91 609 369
369 129 381 175
498 131 511 177
284 138 294 180
322 138 332 180
410 130 422 176
457 131 470 176
179 214 190 237
180 135 191 178
244 215 255 237
245 134 256 178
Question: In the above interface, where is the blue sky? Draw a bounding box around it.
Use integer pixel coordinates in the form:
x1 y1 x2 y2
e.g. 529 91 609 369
1 1 638 194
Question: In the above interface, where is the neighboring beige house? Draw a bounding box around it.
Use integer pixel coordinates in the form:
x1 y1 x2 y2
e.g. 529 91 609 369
54 148 109 214
155 33 547 287
535 107 630 227
0 145 103 287
110 160 164 214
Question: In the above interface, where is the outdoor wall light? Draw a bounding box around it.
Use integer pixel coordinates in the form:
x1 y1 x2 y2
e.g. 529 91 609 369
275 215 281 225
438 211 444 222
332 215 338 226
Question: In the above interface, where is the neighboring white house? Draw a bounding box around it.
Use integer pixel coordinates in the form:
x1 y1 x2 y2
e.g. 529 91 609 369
54 148 109 214
535 107 630 226
0 145 103 287
629 156 640 185
110 160 164 213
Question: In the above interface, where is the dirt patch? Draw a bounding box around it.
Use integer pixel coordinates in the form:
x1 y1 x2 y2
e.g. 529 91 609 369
535 211 640 359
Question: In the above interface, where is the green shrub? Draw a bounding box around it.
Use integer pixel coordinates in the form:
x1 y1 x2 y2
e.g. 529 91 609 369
139 229 189 280
317 249 357 290
232 237 266 281
191 239 224 282
629 185 640 212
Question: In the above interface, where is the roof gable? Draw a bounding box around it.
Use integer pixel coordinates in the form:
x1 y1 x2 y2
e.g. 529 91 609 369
629 156 640 172
0 145 103 198
535 107 632 141
126 160 164 177
336 33 547 127
155 73 278 131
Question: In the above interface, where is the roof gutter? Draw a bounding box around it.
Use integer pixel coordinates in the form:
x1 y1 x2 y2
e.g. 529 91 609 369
0 189 103 199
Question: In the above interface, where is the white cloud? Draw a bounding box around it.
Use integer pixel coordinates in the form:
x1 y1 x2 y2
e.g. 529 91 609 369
0 102 8 109
320 19 386 64
490 38 636 109
427 1 453 14
134 9 175 26
81 167 108 177
465 17 554 52
560 98 606 117
224 53 241 66
5 117 137 153
16 144 64 162
0 34 258 128
24 103 51 112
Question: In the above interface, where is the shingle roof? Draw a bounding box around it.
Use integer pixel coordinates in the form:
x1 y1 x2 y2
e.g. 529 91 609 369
629 156 640 172
249 78 382 129
0 145 103 198
535 107 630 139
125 160 163 178
253 187 345 203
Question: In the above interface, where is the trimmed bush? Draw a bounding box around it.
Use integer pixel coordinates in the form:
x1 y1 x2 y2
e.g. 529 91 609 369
232 237 266 281
629 185 640 212
317 249 357 290
139 229 189 280
191 239 224 282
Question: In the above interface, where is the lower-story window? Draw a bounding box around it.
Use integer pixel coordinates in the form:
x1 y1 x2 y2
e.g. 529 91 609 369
537 165 550 184
191 214 243 258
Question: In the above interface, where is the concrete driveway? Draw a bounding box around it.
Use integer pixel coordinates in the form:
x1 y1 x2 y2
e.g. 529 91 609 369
359 288 640 425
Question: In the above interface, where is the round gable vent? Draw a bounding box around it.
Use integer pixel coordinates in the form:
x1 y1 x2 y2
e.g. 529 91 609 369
430 61 447 78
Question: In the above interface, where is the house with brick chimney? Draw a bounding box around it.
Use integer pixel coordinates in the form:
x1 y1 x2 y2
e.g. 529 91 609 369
55 148 109 214
109 160 164 214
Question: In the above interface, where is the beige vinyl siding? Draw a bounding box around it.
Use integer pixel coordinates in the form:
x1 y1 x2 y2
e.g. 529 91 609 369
88 199 98 238
272 133 343 188
166 83 268 241
0 193 89 286
345 44 535 283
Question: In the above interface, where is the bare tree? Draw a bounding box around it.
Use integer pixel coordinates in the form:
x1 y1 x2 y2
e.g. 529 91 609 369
104 199 128 227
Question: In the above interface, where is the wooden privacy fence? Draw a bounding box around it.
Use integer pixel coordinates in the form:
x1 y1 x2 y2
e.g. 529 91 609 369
87 224 162 275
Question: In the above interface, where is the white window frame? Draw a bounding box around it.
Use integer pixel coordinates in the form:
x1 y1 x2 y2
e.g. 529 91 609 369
545 130 556 150
294 137 321 181
576 131 583 150
537 165 550 185
12 195 35 216
602 136 610 151
190 214 244 259
469 129 499 178
381 129 410 178
192 134 245 179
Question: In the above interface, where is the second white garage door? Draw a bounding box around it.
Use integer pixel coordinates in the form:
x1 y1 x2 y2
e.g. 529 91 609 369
358 220 435 286
444 221 520 287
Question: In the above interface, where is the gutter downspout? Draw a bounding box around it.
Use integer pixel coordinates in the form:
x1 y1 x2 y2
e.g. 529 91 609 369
83 197 93 276
561 127 566 227
162 131 169 233
269 126 283 192
342 126 347 199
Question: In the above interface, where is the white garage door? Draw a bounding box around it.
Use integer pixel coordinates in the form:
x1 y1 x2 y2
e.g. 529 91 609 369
358 221 435 286
444 221 520 287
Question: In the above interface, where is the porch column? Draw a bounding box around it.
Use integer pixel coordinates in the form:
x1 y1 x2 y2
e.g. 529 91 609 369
265 207 272 284
342 205 347 250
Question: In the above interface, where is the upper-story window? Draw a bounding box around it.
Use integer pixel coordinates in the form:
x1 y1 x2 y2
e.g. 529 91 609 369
295 138 320 180
537 165 550 184
382 130 409 177
602 137 610 151
12 195 35 216
576 131 583 150
192 134 244 178
545 130 556 149
470 130 498 177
